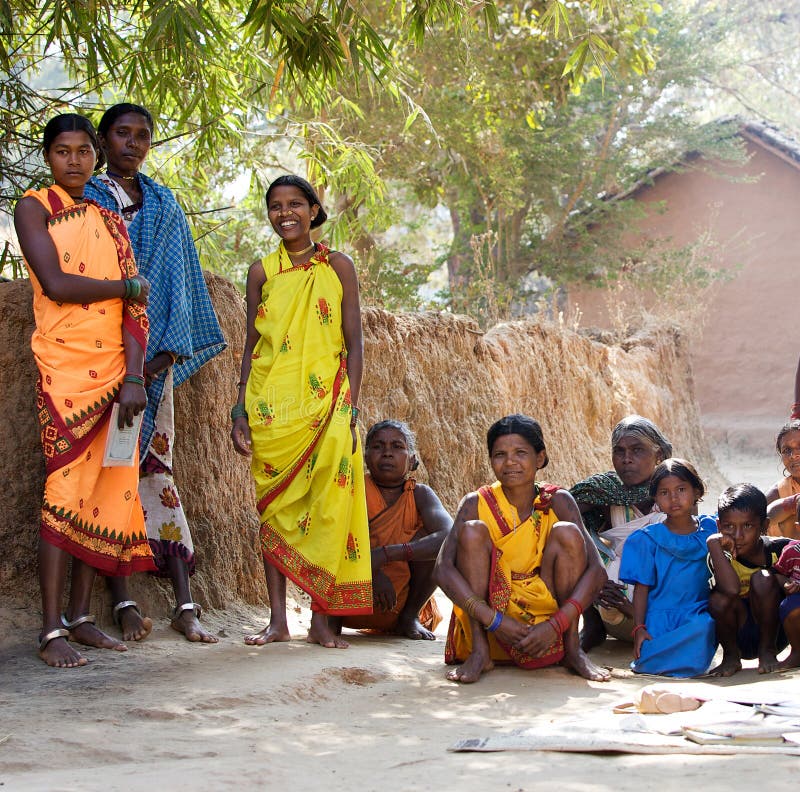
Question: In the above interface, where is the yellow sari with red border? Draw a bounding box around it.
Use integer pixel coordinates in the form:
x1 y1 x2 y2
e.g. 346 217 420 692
246 243 371 615
24 185 153 575
445 481 564 667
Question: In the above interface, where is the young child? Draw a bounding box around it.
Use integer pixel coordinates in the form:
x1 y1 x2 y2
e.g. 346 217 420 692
708 484 791 676
619 458 719 677
765 420 800 539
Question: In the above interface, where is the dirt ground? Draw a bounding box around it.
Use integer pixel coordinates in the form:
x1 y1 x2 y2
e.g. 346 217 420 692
2 443 798 791
1 598 798 791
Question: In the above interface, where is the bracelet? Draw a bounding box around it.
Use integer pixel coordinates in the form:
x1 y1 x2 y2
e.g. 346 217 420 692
486 610 503 632
350 405 359 426
382 546 390 566
230 403 248 421
565 597 583 617
123 374 145 386
631 623 647 637
123 277 141 300
463 595 480 618
548 608 571 636
403 542 413 562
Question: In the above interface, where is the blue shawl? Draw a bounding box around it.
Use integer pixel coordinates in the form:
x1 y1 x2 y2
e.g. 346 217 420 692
86 173 226 452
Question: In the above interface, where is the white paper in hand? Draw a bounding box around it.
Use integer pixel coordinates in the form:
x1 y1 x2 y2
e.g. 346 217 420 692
102 403 143 467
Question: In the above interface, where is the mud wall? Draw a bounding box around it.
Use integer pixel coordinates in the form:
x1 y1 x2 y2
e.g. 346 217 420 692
0 276 720 621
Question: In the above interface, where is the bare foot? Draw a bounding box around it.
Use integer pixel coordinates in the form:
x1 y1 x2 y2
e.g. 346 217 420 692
68 621 127 652
563 646 611 681
709 652 742 677
397 614 436 641
244 623 291 645
579 606 607 652
446 650 494 683
758 649 780 674
171 610 218 644
39 632 88 668
116 604 153 642
307 614 348 648
776 650 800 671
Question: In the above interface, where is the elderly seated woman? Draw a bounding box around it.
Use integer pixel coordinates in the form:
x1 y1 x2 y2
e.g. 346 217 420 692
434 414 608 684
570 415 673 650
338 420 452 640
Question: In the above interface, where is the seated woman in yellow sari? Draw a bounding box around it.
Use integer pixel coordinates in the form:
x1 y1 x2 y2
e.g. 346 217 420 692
435 415 610 684
231 175 371 649
339 420 451 640
14 113 153 668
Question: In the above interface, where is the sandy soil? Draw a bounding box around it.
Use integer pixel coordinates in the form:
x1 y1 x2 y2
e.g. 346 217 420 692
1 594 798 792
3 443 798 791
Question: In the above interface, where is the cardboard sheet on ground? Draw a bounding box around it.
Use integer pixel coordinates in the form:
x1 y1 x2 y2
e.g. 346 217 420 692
450 680 800 755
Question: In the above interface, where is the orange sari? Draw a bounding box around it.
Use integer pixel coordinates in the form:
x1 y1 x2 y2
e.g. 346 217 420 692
341 476 441 632
24 185 153 575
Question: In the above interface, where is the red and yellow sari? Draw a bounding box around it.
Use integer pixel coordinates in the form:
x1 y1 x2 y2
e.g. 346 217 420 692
445 481 564 668
246 243 371 615
24 185 153 575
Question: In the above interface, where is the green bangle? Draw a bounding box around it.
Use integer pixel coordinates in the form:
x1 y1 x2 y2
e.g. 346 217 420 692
123 374 145 386
124 278 141 300
231 403 248 421
350 405 359 425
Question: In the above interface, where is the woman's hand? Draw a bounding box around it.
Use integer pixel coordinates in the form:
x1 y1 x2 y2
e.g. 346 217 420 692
350 424 357 454
372 567 397 612
597 580 633 619
513 619 559 656
117 382 147 428
144 352 174 386
231 415 252 456
130 275 150 305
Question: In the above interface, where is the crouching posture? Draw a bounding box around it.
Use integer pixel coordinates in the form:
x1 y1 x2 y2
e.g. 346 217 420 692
339 420 451 640
709 483 798 676
435 415 609 684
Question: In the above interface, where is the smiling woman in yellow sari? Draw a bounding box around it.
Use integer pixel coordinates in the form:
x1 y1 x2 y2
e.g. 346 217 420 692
435 415 610 684
232 175 371 649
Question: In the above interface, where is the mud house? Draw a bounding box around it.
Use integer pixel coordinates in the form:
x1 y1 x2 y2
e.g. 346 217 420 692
569 120 800 453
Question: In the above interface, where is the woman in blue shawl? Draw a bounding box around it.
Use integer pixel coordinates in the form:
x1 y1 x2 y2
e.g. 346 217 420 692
86 104 226 643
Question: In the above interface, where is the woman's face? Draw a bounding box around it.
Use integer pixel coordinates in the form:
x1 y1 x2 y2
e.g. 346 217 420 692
100 112 152 174
44 131 97 195
490 433 546 490
267 185 318 244
365 427 415 486
779 429 800 481
612 433 662 487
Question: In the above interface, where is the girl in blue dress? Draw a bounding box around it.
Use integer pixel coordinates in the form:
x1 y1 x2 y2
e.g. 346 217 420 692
620 458 718 677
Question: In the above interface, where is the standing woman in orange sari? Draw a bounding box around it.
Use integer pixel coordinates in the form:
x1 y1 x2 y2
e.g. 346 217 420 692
14 114 153 668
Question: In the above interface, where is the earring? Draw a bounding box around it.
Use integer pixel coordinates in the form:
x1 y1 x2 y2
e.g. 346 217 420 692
785 468 790 477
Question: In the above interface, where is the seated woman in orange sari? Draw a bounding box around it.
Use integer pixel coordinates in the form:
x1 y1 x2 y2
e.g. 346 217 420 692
14 113 153 668
339 420 451 640
435 414 609 684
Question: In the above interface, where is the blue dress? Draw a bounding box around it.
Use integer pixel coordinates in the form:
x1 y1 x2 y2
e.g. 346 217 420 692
619 516 717 677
